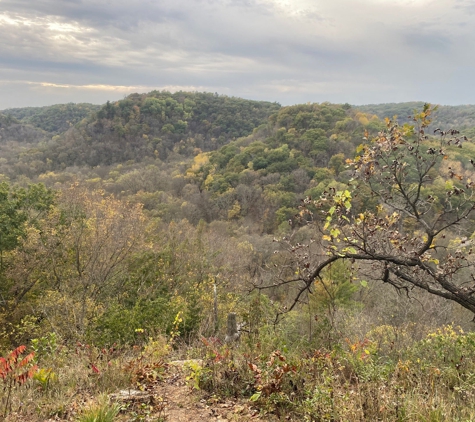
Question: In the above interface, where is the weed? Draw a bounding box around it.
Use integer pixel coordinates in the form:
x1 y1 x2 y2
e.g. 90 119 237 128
76 395 120 422
33 367 58 390
31 332 59 364
0 345 37 417
185 359 209 390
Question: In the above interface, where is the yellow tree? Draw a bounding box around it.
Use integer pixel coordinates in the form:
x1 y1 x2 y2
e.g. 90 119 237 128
6 184 147 340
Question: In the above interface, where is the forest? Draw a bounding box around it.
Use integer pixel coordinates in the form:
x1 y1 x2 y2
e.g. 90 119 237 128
1 93 475 421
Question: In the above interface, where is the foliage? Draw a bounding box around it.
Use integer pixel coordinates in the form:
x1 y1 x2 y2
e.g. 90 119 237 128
248 349 297 399
183 102 371 231
76 394 120 422
0 182 54 258
0 345 37 417
0 184 146 343
2 103 101 134
33 367 58 391
8 92 280 171
357 101 475 131
1 95 475 420
190 320 475 420
270 104 475 318
124 336 169 394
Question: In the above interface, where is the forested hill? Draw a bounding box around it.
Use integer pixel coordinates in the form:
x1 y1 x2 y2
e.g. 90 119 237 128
6 92 280 172
1 103 101 134
89 91 281 162
181 102 381 231
356 102 475 129
3 94 475 235
0 111 49 144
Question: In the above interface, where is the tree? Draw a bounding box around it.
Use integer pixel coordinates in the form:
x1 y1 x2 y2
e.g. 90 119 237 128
4 184 146 340
0 182 54 273
267 105 475 319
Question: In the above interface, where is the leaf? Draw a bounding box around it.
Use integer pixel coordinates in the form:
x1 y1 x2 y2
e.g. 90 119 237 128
10 346 26 363
17 352 34 368
250 392 262 402
330 228 340 238
360 280 368 288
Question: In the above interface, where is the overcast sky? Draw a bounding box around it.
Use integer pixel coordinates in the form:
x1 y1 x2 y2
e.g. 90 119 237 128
0 0 474 109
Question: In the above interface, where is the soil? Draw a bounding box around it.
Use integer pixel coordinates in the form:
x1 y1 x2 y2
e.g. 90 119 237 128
115 360 267 422
5 359 275 422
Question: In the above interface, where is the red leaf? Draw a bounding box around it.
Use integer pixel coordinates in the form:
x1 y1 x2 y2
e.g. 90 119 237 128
18 352 35 368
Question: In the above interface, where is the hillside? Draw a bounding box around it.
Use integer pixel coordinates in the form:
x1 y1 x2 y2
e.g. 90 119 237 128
3 95 475 234
356 101 475 129
1 95 475 421
180 102 378 230
0 112 48 144
6 92 280 173
1 103 101 134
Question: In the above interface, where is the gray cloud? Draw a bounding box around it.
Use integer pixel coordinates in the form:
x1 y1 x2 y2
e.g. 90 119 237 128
0 0 474 108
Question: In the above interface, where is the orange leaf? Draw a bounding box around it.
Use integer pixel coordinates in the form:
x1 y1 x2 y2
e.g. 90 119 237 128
18 352 35 368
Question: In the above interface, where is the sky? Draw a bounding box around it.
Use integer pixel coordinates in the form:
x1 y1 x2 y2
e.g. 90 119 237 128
0 0 474 109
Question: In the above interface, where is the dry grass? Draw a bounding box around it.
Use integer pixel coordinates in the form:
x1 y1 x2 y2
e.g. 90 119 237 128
2 322 475 421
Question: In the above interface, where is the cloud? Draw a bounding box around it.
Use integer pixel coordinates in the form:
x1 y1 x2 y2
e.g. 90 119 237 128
0 0 474 108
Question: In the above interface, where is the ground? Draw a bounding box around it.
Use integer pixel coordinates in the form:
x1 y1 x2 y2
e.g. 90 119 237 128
5 359 275 421
114 360 265 422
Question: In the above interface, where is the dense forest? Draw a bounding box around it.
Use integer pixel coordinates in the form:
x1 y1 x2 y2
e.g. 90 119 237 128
1 103 101 134
2 93 475 421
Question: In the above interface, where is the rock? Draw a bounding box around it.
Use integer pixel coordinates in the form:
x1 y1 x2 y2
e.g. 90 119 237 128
109 389 153 405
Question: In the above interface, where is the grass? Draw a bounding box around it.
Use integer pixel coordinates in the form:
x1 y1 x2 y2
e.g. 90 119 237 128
2 321 475 421
76 395 120 422
189 322 475 421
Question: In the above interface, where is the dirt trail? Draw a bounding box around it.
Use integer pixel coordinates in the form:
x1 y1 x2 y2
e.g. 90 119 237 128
6 360 267 422
117 360 264 422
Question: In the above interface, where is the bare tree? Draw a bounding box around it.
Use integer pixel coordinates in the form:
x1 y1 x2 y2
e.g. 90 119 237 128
263 105 475 320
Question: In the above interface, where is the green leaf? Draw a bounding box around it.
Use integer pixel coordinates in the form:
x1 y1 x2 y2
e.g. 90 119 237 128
330 228 340 238
250 392 262 402
360 280 368 288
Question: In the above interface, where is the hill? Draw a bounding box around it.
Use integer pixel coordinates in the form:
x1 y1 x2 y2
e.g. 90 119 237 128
1 103 101 134
356 101 475 129
181 102 378 230
7 92 280 173
1 95 475 421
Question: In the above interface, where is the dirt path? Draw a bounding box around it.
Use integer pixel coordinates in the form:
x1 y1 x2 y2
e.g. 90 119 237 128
116 360 264 422
6 360 270 422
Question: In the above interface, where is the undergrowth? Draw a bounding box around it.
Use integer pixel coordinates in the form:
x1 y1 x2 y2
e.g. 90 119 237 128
1 323 475 420
188 323 475 421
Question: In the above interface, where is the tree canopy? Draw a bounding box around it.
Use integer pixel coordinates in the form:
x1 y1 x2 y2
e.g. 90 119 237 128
268 104 475 318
